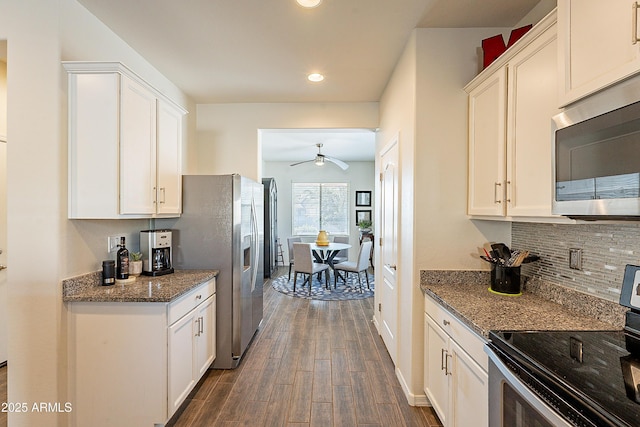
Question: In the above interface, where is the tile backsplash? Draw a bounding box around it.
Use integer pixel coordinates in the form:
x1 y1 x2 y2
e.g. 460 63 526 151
512 222 640 303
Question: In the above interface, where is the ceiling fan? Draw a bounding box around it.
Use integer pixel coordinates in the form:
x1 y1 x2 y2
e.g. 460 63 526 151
290 143 349 171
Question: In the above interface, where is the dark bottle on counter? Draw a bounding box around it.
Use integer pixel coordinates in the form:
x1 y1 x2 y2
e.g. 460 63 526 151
116 237 129 280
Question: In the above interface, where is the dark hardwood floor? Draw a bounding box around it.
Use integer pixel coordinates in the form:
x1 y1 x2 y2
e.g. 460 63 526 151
167 267 442 427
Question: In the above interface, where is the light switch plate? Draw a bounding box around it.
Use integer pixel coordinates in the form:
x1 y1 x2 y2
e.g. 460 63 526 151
569 248 582 270
108 235 125 253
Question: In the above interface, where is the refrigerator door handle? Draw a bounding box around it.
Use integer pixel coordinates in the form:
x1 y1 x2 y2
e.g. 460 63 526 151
251 197 260 292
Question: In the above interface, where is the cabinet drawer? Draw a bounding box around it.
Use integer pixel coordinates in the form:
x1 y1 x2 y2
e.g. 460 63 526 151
168 278 216 325
424 295 488 371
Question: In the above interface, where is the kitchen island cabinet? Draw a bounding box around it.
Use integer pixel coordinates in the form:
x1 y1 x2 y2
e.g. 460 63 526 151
65 61 186 219
466 10 564 220
64 270 217 427
558 0 640 106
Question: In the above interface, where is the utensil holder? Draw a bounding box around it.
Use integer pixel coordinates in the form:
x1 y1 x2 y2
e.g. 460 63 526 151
490 264 521 295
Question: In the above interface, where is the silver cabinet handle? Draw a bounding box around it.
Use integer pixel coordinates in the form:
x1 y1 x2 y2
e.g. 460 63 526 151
195 318 201 337
634 2 639 44
0 265 6 271
506 180 512 203
160 187 166 204
388 264 397 270
494 182 502 204
153 187 157 204
199 316 204 335
441 348 447 371
196 294 202 300
443 319 450 326
445 353 452 376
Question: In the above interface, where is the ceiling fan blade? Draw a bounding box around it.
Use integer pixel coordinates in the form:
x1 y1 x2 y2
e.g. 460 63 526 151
290 159 315 167
325 156 349 170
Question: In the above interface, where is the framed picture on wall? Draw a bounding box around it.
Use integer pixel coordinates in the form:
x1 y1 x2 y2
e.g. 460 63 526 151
356 191 371 206
356 210 371 224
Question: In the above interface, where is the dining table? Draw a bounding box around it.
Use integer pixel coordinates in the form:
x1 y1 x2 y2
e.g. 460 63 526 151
309 242 352 270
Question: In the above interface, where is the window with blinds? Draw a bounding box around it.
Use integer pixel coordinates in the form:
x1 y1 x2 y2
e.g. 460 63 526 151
292 182 349 235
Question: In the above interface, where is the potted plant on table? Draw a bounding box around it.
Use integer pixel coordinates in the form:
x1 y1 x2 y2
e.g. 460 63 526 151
130 252 143 277
357 219 372 234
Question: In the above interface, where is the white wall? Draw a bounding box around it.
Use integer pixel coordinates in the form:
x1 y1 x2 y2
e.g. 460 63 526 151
195 102 379 180
263 161 375 261
376 27 514 404
376 30 418 402
0 0 194 424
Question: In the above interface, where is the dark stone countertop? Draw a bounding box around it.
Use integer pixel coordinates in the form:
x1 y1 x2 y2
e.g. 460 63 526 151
62 269 219 303
420 270 627 339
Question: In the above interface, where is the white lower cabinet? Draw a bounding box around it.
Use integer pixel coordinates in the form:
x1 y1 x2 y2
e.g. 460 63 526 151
168 293 216 414
67 278 216 427
424 295 488 427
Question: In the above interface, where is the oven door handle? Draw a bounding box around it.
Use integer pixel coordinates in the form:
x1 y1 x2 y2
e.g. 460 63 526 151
486 347 574 427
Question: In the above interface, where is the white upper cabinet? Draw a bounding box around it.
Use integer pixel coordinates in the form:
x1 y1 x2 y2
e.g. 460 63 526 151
506 22 561 217
468 68 507 216
65 62 187 219
558 0 640 106
157 99 183 215
466 10 562 220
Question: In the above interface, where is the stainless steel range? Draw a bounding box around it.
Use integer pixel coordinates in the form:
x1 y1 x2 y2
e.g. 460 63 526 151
486 265 640 426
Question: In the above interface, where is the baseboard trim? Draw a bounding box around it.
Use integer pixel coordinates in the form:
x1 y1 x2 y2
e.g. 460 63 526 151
395 367 431 407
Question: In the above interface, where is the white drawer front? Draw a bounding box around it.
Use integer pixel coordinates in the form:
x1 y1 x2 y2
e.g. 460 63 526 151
168 278 215 325
424 294 488 372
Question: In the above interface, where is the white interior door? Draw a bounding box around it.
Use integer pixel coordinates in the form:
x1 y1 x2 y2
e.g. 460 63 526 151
379 136 398 364
0 58 7 364
0 138 6 364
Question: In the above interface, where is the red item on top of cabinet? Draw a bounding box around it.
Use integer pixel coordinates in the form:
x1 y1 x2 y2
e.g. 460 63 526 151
481 24 533 69
507 24 533 48
482 34 507 69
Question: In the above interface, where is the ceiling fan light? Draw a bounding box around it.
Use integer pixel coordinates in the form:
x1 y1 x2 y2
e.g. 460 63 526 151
314 156 325 166
297 0 322 8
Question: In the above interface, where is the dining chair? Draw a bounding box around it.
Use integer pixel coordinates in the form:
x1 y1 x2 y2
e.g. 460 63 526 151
292 243 330 292
332 236 349 264
334 240 373 291
287 236 302 280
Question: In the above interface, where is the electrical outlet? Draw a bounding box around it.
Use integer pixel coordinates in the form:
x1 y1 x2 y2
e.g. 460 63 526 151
569 248 582 270
108 235 125 253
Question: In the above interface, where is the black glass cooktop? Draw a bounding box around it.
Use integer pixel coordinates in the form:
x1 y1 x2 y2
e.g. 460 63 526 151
490 329 640 427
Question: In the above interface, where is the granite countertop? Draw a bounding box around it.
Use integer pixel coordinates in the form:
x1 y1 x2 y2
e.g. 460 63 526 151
420 270 627 339
62 269 219 303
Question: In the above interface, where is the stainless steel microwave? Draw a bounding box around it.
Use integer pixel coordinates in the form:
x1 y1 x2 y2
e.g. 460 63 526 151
552 78 640 219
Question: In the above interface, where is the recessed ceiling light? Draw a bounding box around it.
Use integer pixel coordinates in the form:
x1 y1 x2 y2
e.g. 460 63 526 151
297 0 322 8
307 73 324 82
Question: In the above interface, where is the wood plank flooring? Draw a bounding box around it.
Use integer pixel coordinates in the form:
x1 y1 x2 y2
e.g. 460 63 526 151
167 267 442 427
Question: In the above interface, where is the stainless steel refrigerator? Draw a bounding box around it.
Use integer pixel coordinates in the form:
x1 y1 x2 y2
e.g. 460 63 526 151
157 174 264 369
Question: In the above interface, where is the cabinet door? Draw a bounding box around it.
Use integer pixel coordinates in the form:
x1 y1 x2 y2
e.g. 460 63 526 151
67 72 120 218
194 295 215 377
506 23 560 217
424 314 450 426
157 99 183 215
168 310 196 415
450 340 488 427
559 0 640 106
468 67 507 216
120 75 157 215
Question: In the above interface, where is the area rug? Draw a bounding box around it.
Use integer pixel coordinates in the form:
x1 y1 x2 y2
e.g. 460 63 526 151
271 273 374 301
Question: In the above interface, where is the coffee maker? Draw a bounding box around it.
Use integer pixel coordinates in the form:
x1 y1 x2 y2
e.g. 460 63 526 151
140 229 174 276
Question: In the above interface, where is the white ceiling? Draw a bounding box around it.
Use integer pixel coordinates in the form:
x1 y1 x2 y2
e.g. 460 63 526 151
73 0 542 162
